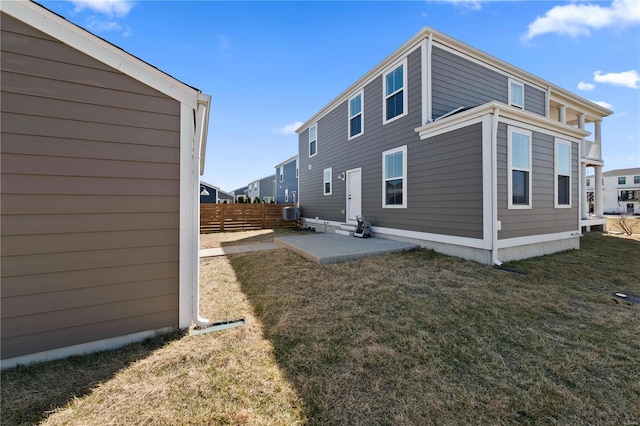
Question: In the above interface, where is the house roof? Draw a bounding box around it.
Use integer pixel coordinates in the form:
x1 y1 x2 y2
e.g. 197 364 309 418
274 154 298 168
602 168 640 177
1 0 212 173
200 181 220 191
296 27 612 133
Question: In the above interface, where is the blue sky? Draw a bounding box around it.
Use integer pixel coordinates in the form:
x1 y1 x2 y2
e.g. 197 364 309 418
42 0 640 192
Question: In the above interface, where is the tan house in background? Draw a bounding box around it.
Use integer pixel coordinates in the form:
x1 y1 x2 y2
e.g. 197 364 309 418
1 0 211 368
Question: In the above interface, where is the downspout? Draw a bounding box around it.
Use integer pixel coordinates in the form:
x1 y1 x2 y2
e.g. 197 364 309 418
192 93 211 329
491 106 502 266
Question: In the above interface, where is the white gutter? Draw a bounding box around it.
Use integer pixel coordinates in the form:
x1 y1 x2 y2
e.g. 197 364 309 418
491 107 502 266
192 93 212 329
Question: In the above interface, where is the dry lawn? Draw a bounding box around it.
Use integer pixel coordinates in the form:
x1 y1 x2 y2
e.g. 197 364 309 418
2 232 639 425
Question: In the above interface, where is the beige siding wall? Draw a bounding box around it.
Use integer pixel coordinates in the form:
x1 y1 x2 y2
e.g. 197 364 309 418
1 13 182 360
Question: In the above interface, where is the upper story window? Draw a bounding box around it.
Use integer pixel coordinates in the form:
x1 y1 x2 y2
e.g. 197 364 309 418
382 145 407 208
555 139 572 208
349 90 364 139
635 176 640 184
508 126 532 209
323 167 332 195
383 59 407 124
618 176 626 185
279 168 284 182
309 124 317 157
508 78 524 109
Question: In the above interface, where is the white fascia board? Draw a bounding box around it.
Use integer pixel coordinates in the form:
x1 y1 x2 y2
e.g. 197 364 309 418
549 91 613 120
274 154 299 168
2 0 200 109
416 102 590 141
429 29 612 119
200 181 220 191
296 28 430 134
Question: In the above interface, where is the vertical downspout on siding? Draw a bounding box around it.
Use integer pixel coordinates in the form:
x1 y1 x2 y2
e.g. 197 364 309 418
491 107 502 265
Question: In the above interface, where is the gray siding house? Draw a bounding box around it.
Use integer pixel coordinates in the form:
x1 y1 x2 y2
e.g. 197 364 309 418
297 27 611 264
275 155 298 204
1 1 211 368
247 175 276 203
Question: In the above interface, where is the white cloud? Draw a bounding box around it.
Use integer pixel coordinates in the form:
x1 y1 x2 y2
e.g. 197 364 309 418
71 0 135 17
439 0 482 11
578 82 595 91
524 0 640 40
590 100 613 110
594 70 640 89
274 121 303 135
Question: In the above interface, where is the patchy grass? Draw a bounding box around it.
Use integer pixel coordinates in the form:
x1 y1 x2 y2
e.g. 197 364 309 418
2 232 639 425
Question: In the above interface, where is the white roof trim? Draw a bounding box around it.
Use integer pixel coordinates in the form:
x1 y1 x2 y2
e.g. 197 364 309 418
415 101 590 140
297 27 612 133
1 0 200 109
274 154 298 168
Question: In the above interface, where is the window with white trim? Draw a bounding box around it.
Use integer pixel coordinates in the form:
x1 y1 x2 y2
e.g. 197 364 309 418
285 189 289 202
323 167 332 195
634 175 640 184
618 176 626 185
309 124 317 157
382 145 407 208
508 127 532 209
555 139 572 208
508 78 524 109
279 168 283 182
383 59 407 124
348 90 363 139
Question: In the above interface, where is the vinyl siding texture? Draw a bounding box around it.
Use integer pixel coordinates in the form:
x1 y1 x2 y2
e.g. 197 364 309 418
1 14 181 360
298 48 484 239
431 46 545 119
496 123 579 239
276 159 298 203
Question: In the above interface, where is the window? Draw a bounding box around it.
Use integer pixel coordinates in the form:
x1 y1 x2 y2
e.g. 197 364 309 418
296 166 299 178
508 127 532 209
285 189 289 203
618 176 626 185
555 139 572 207
279 168 283 182
382 145 407 208
309 124 317 157
509 78 524 109
323 168 332 195
348 91 364 139
635 176 640 184
586 178 591 187
383 59 407 124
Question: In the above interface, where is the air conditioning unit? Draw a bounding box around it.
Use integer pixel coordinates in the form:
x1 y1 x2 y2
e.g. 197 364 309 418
282 207 300 221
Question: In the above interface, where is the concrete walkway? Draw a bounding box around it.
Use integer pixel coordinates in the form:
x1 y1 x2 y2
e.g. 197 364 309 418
199 242 279 258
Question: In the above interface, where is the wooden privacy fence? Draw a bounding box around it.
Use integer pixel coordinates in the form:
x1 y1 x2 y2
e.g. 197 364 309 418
200 203 298 233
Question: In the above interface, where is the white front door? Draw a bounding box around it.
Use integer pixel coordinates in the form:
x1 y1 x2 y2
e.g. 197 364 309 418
346 168 362 223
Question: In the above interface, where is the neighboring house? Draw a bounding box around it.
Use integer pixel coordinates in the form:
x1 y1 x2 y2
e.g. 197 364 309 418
199 181 233 203
247 175 276 203
218 189 234 203
296 27 611 264
1 1 211 368
586 168 640 215
275 155 298 204
232 186 249 202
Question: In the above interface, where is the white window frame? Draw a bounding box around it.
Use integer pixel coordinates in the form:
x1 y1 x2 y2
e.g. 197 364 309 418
618 176 626 185
382 145 407 209
285 189 289 203
279 167 284 182
507 126 532 209
323 167 332 195
508 78 525 109
348 90 364 140
554 138 572 208
309 123 317 158
634 175 640 184
383 58 408 125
